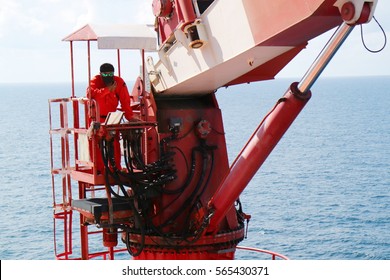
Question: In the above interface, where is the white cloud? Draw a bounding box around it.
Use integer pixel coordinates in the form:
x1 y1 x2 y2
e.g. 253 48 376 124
74 0 95 28
0 1 19 25
0 0 388 83
68 0 154 27
134 1 155 24
0 1 53 37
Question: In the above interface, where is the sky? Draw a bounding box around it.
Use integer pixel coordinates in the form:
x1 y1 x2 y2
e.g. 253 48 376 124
0 0 389 84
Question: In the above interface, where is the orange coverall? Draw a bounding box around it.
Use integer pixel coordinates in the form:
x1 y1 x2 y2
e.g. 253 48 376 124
87 75 133 173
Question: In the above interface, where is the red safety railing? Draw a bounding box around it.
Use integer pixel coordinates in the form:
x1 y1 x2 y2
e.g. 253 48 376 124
236 246 289 260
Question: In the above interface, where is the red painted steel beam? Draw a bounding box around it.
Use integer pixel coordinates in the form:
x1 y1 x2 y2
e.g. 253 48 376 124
207 83 311 233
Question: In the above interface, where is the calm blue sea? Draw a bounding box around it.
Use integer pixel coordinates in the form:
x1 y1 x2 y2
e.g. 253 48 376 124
0 76 389 260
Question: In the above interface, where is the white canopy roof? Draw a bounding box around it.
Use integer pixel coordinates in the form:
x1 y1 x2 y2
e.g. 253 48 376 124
63 24 157 51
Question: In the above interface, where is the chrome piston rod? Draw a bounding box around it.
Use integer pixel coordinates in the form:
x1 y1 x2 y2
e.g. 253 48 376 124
297 22 354 94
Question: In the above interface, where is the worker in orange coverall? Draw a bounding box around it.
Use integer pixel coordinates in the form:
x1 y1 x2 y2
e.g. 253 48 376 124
87 63 134 173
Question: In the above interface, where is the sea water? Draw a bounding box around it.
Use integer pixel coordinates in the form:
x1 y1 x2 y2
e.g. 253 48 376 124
0 76 389 260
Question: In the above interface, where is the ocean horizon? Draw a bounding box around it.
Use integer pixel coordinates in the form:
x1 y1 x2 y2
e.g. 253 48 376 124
0 76 389 260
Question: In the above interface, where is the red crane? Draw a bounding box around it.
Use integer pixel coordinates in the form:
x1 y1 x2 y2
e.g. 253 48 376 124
49 0 378 260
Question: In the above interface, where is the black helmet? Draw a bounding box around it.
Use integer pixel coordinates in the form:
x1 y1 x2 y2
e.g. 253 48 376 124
100 63 114 72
